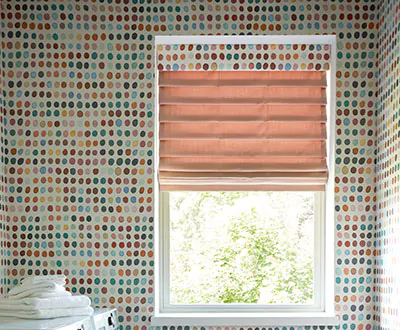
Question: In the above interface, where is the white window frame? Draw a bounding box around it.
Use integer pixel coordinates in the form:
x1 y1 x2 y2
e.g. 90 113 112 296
153 35 337 327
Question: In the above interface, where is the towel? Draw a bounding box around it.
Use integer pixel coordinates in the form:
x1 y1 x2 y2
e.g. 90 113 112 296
20 275 66 287
0 306 94 319
8 282 64 297
7 285 70 299
0 296 91 310
25 290 72 299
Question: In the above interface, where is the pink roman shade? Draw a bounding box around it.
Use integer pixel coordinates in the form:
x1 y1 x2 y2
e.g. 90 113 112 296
157 71 328 191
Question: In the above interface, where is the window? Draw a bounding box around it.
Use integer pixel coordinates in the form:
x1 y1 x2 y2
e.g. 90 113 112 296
153 35 337 327
166 191 322 306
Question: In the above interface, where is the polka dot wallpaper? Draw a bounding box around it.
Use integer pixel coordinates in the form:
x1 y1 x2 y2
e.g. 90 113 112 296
157 43 331 71
0 0 8 297
0 1 380 330
377 1 400 329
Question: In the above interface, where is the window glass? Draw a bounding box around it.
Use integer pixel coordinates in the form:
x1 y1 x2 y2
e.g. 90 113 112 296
169 191 316 305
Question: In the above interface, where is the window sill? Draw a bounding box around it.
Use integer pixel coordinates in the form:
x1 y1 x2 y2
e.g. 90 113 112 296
151 312 339 327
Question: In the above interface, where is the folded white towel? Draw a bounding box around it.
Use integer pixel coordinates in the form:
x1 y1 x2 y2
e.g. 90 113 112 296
24 290 72 299
0 306 94 319
21 275 66 287
7 285 70 299
0 296 91 310
8 282 63 296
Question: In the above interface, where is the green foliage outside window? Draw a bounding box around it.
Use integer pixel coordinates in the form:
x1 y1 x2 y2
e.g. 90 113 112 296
170 191 314 305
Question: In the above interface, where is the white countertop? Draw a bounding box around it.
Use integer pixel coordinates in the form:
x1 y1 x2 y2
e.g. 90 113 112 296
0 315 91 330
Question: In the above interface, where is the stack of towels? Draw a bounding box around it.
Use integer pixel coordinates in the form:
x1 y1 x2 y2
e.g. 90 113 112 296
0 275 93 319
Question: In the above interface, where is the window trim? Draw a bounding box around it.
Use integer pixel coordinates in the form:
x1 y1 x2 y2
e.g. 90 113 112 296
151 312 338 327
153 35 337 327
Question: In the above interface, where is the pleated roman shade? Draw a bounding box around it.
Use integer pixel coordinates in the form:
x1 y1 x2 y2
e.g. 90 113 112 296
157 70 328 191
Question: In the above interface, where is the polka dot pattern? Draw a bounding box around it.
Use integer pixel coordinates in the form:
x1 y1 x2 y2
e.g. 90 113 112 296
157 44 331 71
0 0 8 296
0 1 378 330
376 1 400 329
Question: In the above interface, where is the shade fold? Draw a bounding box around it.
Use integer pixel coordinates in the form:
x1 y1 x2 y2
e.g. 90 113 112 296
160 140 326 157
159 157 327 172
160 184 326 192
160 71 327 87
159 104 327 122
160 86 326 104
160 122 326 140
